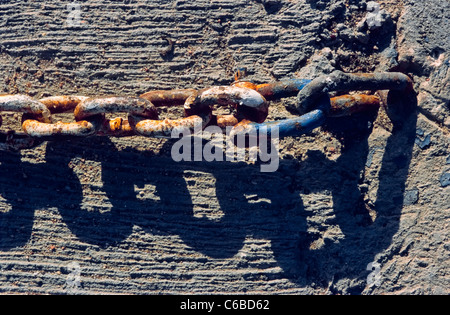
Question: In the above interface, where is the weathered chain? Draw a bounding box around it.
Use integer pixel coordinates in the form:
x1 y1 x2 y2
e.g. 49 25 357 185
0 70 414 151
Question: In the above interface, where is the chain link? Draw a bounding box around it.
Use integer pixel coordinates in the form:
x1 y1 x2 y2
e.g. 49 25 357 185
0 69 414 151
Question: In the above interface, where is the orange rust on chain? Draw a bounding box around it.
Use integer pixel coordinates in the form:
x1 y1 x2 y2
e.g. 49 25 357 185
233 81 281 95
140 89 197 107
139 89 216 136
24 115 137 138
130 114 209 138
215 114 240 128
72 97 159 137
21 95 99 138
0 94 52 123
39 96 90 114
234 78 381 118
22 119 99 138
1 70 411 149
184 86 269 126
351 72 413 91
140 86 267 131
330 94 381 117
296 71 414 113
232 81 259 90
74 97 158 121
233 79 312 102
353 73 377 79
22 96 155 138
97 117 136 137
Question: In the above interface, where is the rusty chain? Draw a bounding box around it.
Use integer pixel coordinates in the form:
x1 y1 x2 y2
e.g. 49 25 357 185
0 69 414 151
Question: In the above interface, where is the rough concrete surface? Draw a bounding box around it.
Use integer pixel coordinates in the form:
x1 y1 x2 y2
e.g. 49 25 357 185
0 0 448 295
